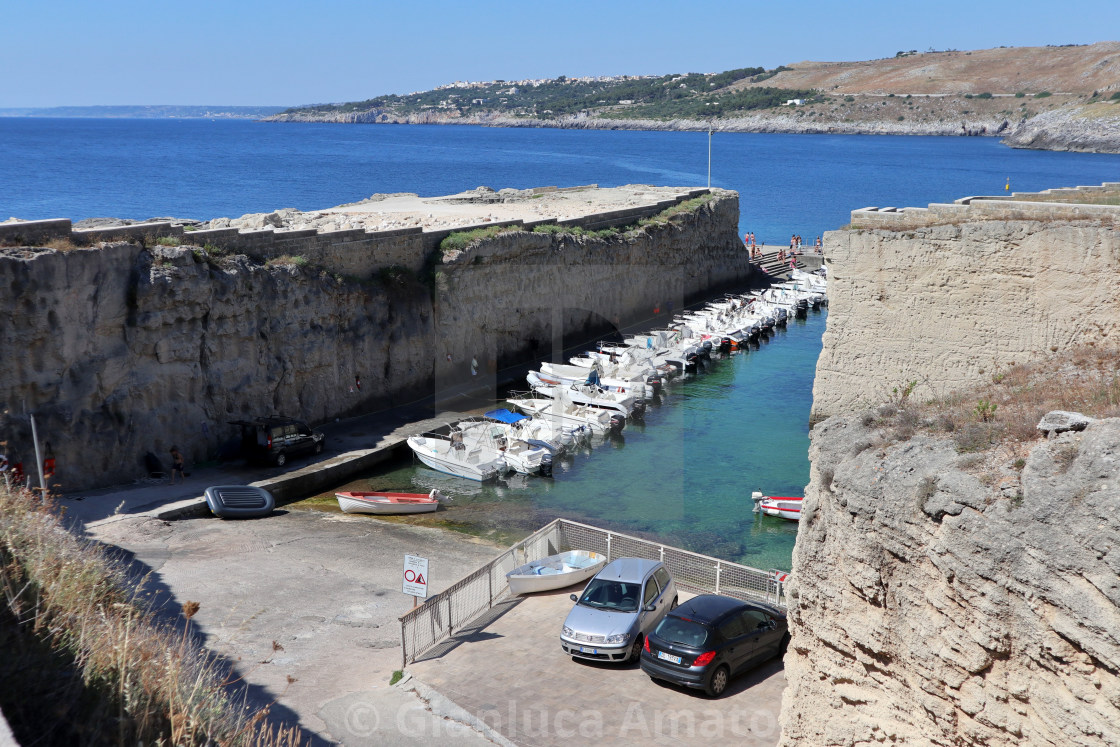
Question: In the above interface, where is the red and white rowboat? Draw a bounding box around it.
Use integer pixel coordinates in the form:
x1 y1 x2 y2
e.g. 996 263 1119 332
752 491 803 521
336 490 442 515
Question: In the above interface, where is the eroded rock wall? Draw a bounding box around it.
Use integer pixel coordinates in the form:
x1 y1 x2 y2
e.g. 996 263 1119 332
779 414 1120 746
0 192 748 490
812 205 1120 422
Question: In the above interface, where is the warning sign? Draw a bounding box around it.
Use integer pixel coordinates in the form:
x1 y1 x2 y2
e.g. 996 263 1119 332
403 554 429 599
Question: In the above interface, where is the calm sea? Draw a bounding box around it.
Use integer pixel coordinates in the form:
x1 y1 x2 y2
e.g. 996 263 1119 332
4 119 1119 568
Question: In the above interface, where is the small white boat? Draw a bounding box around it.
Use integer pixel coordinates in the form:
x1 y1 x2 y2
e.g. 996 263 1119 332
506 394 623 435
751 490 803 521
483 408 583 453
336 490 442 514
531 381 645 419
406 434 507 481
452 419 552 476
506 550 607 595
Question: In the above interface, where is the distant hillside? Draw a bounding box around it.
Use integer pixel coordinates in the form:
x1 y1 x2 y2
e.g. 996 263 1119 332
0 105 287 119
742 42 1120 96
268 42 1120 153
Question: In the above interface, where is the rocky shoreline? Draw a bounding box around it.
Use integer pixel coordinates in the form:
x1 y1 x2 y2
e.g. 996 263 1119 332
266 106 1120 154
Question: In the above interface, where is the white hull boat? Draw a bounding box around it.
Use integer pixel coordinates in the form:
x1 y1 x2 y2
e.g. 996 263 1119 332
751 490 803 521
453 419 552 476
506 550 607 594
507 395 623 434
530 382 645 419
483 408 583 453
407 434 507 481
336 490 441 514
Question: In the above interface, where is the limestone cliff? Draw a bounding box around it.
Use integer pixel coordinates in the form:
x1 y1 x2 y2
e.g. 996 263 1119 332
787 183 1120 745
780 408 1120 746
0 192 748 491
812 192 1120 422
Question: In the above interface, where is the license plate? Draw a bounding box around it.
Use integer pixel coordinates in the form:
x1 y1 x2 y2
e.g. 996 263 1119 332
657 651 682 664
579 646 598 654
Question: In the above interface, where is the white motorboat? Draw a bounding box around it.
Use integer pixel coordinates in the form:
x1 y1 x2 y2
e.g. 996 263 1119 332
535 362 659 398
531 381 645 419
406 433 508 481
336 490 442 514
751 490 803 521
452 419 552 476
506 550 608 595
483 408 584 453
506 393 623 435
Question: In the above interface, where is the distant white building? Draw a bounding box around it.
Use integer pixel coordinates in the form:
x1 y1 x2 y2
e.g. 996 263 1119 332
784 99 804 106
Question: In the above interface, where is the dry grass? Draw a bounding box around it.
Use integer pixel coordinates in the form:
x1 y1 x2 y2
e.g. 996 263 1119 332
871 346 1120 456
45 237 80 252
0 482 304 745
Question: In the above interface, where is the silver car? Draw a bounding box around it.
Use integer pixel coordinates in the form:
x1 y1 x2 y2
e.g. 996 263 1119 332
560 557 678 663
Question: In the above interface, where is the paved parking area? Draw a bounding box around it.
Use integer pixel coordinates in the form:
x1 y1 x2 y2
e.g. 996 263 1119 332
408 588 785 746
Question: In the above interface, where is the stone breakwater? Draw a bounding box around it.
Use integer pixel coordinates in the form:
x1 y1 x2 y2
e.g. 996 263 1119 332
811 184 1120 423
779 412 1120 746
0 190 749 491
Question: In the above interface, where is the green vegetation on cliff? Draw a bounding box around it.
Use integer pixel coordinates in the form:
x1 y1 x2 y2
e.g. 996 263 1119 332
279 67 814 121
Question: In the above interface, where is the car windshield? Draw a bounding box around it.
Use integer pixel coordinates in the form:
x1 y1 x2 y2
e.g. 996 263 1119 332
578 579 640 612
654 616 711 648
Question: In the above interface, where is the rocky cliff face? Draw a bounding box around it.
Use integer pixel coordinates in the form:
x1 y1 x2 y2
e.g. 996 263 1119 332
0 193 747 491
812 206 1120 422
779 410 1120 746
1003 104 1120 154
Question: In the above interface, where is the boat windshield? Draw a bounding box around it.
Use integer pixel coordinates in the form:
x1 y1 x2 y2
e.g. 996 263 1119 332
578 579 640 612
653 616 711 648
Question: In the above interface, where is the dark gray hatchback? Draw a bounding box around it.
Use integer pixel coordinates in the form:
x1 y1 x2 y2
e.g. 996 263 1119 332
230 417 324 467
639 594 788 697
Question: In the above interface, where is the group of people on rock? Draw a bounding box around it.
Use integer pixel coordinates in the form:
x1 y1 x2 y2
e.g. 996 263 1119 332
742 231 764 259
744 232 823 264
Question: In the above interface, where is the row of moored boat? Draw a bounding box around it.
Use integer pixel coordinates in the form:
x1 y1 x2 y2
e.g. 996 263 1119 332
405 269 827 482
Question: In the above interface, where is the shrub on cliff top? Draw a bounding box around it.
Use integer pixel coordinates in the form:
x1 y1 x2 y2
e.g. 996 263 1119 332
439 224 522 254
0 483 303 745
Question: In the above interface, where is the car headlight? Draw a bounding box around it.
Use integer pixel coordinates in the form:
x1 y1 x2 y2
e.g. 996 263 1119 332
562 626 574 637
605 633 630 644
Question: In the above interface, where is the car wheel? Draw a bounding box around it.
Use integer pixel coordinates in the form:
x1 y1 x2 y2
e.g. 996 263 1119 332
779 633 791 656
628 635 643 664
314 441 323 455
275 452 287 467
706 664 730 698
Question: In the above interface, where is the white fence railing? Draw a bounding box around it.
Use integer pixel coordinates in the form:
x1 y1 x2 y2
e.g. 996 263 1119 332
399 518 789 667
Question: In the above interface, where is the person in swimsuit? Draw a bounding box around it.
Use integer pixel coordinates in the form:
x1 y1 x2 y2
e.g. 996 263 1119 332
170 446 185 484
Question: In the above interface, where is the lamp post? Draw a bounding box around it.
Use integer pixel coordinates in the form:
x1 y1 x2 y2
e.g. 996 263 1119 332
707 123 713 188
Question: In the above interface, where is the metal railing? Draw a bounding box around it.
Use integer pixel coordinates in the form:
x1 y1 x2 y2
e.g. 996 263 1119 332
399 518 789 667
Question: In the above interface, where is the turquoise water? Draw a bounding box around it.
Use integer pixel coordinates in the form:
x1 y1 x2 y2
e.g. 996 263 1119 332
350 312 824 571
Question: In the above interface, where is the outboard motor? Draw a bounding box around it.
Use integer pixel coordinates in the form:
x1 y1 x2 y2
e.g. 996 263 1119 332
539 452 554 477
699 340 713 360
646 375 663 396
685 352 700 373
609 414 626 433
795 299 809 318
774 308 788 327
631 400 647 419
720 336 732 352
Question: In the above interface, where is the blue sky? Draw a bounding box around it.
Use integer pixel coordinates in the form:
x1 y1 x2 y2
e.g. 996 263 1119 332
3 0 1118 107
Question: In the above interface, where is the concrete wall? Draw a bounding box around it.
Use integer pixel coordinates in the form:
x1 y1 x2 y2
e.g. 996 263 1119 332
0 190 709 280
812 184 1120 422
0 190 749 492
